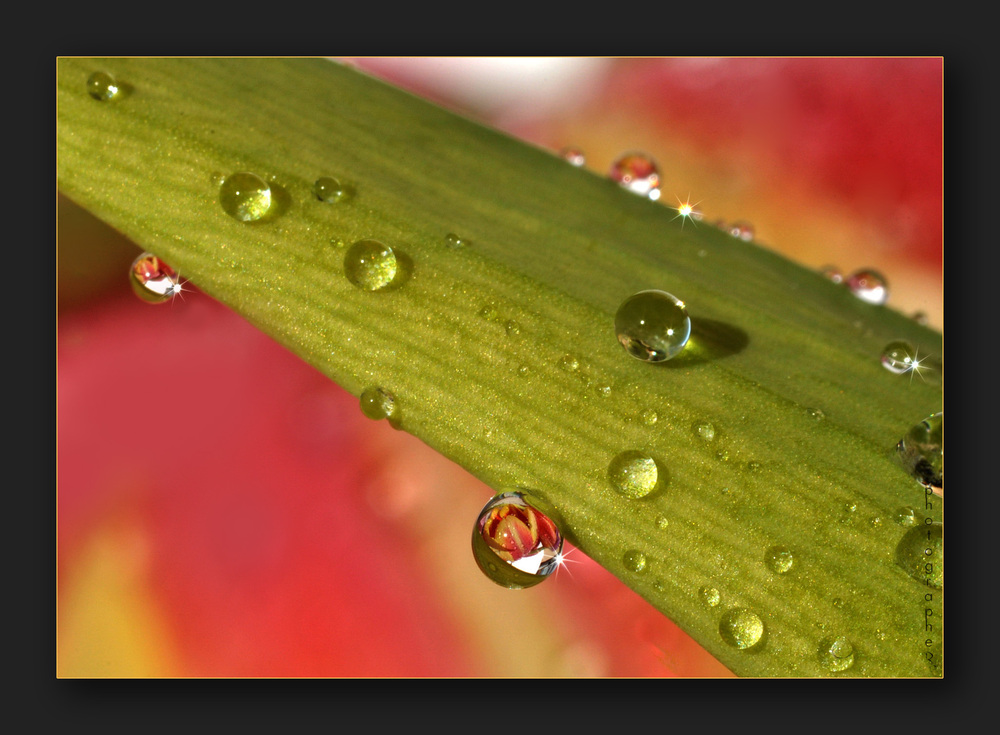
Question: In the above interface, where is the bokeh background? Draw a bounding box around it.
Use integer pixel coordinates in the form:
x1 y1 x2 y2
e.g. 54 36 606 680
57 57 942 677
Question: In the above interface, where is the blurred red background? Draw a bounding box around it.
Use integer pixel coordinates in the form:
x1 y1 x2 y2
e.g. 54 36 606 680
57 57 942 677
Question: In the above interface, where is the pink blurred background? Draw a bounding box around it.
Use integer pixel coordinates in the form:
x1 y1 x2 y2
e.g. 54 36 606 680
57 57 942 677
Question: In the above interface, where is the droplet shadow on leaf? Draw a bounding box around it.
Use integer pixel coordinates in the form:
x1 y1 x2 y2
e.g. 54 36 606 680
259 182 293 222
658 317 748 367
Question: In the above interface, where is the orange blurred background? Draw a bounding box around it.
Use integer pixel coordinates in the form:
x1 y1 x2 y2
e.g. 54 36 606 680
57 57 942 677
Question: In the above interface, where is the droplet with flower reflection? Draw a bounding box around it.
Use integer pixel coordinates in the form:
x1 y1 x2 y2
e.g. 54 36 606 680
608 152 661 200
472 490 563 589
130 253 181 304
846 269 888 305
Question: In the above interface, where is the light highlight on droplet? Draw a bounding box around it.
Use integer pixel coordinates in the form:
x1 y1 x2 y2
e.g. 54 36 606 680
129 253 181 304
608 152 661 200
608 450 661 499
472 490 563 590
719 608 765 650
344 239 398 291
846 269 888 305
219 172 272 222
87 71 121 101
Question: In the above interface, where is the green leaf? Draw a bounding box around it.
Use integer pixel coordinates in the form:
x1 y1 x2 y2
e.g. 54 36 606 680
57 58 943 676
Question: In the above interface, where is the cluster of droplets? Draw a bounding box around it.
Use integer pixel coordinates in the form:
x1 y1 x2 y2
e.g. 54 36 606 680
129 253 183 304
819 265 890 305
897 411 943 493
472 490 564 589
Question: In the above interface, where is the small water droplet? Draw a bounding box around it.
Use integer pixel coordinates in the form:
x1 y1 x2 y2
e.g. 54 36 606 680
895 522 942 589
846 269 889 305
87 71 121 101
897 412 943 491
444 233 470 248
845 502 857 514
359 387 397 423
808 407 825 420
209 171 226 187
895 507 919 527
517 365 531 377
880 340 918 374
505 319 521 336
694 421 716 441
608 152 661 200
699 586 720 607
817 636 855 672
911 311 930 325
313 176 346 203
715 449 730 462
640 408 658 426
560 147 586 166
344 239 398 291
595 384 612 397
656 516 669 530
559 354 580 372
719 608 765 649
746 461 762 473
819 265 843 284
471 490 563 590
129 253 181 304
765 546 794 574
875 629 886 641
727 221 755 241
219 172 273 222
330 237 346 248
608 450 662 499
832 597 844 609
615 290 691 362
623 550 647 573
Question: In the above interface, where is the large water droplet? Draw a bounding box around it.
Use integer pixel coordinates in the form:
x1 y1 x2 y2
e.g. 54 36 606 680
765 546 794 574
608 152 661 200
560 147 586 166
895 522 943 589
313 176 346 203
87 71 121 101
719 608 765 649
129 253 181 304
846 269 888 305
623 550 647 573
359 387 397 423
817 636 855 672
471 490 563 590
344 239 398 291
608 450 661 499
219 172 272 222
881 340 918 374
615 290 691 362
897 412 943 491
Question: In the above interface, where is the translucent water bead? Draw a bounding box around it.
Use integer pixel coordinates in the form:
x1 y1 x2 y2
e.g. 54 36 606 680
219 172 272 222
472 490 563 590
608 153 661 200
846 269 888 305
129 253 181 304
615 290 691 362
881 340 918 374
87 71 121 101
897 412 943 492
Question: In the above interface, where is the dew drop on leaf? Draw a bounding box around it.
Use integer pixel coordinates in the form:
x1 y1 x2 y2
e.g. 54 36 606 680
444 233 470 248
880 340 918 374
471 490 563 590
700 586 721 607
719 608 765 649
608 152 661 200
895 507 919 527
87 71 121 101
129 253 181 304
817 636 855 672
895 522 943 589
623 550 647 573
608 450 661 499
344 239 398 291
219 172 272 222
313 176 346 203
896 412 943 491
765 546 794 574
359 387 397 423
727 221 755 241
694 421 716 441
818 265 843 284
559 147 586 166
615 290 691 362
846 268 889 305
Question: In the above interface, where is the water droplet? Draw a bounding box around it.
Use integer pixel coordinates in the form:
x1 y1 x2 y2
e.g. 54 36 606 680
560 147 586 166
471 490 563 590
640 409 659 426
875 629 886 641
719 608 765 649
608 450 662 499
895 507 919 527
517 365 531 377
727 221 755 241
608 152 661 200
817 636 855 672
881 340 918 374
844 502 857 514
832 597 844 609
897 412 943 491
313 176 346 203
808 407 825 420
694 421 716 441
656 516 669 530
559 354 580 372
330 237 346 248
595 384 612 397
911 311 930 325
699 586 720 607
895 522 942 589
623 550 647 573
746 461 762 473
765 546 794 574
129 253 181 304
219 172 273 222
344 239 398 291
359 387 397 423
846 269 889 305
87 71 121 101
715 449 730 462
505 320 521 336
819 265 843 284
615 290 691 362
444 233 470 248
209 171 226 187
